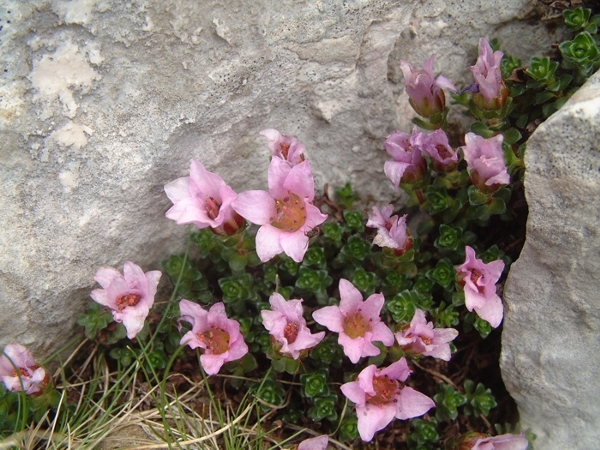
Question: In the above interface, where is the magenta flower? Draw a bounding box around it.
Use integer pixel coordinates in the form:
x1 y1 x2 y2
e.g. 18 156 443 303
341 358 435 442
0 344 48 395
384 127 427 188
395 309 458 361
366 205 413 254
164 159 245 235
469 38 509 110
178 300 248 375
232 157 327 262
312 279 394 363
460 133 510 191
457 432 529 450
91 261 161 339
298 434 329 450
260 128 306 166
417 129 458 172
261 293 325 359
400 55 456 118
456 246 505 328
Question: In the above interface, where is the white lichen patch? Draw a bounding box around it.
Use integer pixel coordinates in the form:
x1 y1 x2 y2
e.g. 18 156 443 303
49 120 94 150
51 0 97 26
28 38 102 118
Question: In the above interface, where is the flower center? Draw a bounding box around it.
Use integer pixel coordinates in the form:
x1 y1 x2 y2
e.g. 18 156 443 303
366 375 401 407
279 142 291 160
284 321 300 344
271 191 307 232
342 311 371 339
13 367 32 378
116 293 142 311
470 269 485 293
436 144 453 160
205 195 222 220
198 327 230 355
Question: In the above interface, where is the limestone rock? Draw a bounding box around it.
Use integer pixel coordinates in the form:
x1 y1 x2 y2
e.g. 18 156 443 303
0 0 558 355
501 69 600 449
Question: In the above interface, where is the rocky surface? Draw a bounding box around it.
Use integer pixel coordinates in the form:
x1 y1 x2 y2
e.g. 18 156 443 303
501 69 600 449
0 0 558 359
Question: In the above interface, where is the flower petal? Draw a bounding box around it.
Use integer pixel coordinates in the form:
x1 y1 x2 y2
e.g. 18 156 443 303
233 190 275 225
255 224 284 262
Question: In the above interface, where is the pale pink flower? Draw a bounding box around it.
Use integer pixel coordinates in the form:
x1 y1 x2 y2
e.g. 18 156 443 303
461 432 529 450
261 293 325 359
366 205 413 254
298 434 329 450
164 159 245 235
260 128 306 166
469 38 509 110
400 55 456 118
312 279 394 363
456 246 505 328
395 309 458 361
178 300 248 376
417 129 458 172
460 133 509 191
91 261 161 339
0 344 48 395
384 127 427 188
233 157 327 262
341 358 435 442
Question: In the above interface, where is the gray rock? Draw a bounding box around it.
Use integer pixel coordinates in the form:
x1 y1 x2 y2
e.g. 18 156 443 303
501 70 600 449
0 0 559 356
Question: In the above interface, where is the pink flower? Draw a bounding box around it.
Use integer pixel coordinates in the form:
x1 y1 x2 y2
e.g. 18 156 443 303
91 261 161 339
455 246 505 328
395 309 458 361
384 127 427 188
0 344 48 395
417 129 458 172
366 205 413 254
164 159 245 235
458 432 529 450
178 300 248 375
298 434 329 450
260 128 306 166
400 55 456 118
233 157 327 262
469 38 509 110
312 279 394 363
460 133 509 191
340 358 435 442
261 293 325 359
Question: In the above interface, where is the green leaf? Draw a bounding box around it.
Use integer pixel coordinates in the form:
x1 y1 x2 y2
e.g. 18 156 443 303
503 128 522 145
467 185 489 206
563 7 592 31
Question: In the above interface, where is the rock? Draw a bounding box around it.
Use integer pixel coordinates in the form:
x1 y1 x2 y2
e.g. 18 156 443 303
0 0 559 355
501 70 600 449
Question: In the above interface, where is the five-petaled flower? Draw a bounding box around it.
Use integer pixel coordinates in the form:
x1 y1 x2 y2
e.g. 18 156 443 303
233 157 327 262
418 129 459 172
260 128 306 166
366 205 413 255
312 279 394 363
340 358 435 442
91 261 161 339
455 431 529 450
456 246 505 328
469 38 509 111
400 54 456 118
460 132 510 192
384 127 427 189
395 309 458 361
178 300 248 375
298 434 329 450
164 159 245 235
0 343 49 395
261 292 325 359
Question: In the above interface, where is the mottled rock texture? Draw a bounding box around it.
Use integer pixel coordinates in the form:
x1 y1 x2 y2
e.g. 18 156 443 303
0 0 557 359
501 69 600 449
